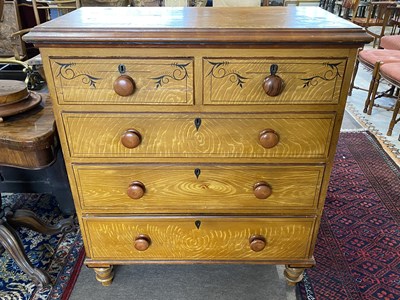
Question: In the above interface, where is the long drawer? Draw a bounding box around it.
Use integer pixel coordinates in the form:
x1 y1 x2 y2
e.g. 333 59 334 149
73 164 324 213
49 57 194 105
82 216 316 260
62 112 335 160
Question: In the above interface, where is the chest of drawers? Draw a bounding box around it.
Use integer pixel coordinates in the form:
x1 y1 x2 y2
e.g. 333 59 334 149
25 7 371 286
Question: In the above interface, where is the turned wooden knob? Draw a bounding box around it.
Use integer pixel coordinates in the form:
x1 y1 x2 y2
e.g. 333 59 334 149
249 235 267 252
134 234 151 251
121 129 142 149
127 181 145 199
263 64 284 97
253 181 272 199
259 129 279 148
113 75 135 96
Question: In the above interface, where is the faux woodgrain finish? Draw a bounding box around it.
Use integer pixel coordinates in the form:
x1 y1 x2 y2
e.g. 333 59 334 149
83 216 316 260
50 57 194 105
204 58 346 104
62 113 335 159
73 164 324 212
23 6 372 285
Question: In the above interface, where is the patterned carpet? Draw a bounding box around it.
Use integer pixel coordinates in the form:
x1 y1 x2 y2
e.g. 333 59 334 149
0 194 84 300
298 131 400 300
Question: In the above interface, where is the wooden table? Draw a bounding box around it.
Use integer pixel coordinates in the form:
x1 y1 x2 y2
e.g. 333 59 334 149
0 95 74 287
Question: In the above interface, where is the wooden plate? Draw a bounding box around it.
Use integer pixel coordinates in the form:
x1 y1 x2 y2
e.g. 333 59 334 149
0 80 29 106
0 92 42 118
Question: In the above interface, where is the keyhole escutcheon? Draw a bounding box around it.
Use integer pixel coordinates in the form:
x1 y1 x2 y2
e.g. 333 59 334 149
118 64 126 74
194 118 202 131
195 220 201 229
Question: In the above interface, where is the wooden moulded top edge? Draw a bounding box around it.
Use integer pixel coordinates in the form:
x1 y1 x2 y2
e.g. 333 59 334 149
23 7 373 46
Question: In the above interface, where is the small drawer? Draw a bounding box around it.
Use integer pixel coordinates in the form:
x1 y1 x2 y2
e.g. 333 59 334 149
49 57 194 105
203 57 346 105
73 164 324 213
83 216 316 261
62 112 335 160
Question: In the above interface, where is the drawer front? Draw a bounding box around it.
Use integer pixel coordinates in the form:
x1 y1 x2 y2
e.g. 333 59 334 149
203 58 346 105
74 164 324 212
49 57 194 105
83 216 316 260
62 113 334 159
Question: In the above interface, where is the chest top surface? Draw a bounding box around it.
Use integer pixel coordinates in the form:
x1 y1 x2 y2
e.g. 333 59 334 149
24 7 372 46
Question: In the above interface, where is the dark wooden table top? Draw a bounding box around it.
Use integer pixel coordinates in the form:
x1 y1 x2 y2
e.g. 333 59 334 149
0 95 56 168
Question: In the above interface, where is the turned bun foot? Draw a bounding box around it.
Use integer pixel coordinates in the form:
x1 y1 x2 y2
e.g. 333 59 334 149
93 266 114 286
283 265 305 286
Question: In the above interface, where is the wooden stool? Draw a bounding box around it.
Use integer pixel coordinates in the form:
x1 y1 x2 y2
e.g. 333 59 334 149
0 81 74 287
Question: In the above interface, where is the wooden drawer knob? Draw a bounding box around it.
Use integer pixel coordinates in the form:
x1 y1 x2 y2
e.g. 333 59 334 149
259 129 279 148
263 64 284 97
134 234 151 251
113 75 135 96
253 181 272 199
249 235 267 252
121 129 142 149
127 181 145 199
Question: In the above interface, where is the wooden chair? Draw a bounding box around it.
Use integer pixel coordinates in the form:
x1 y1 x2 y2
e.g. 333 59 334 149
81 0 129 6
212 0 269 6
1 0 80 88
367 62 400 135
352 0 397 48
378 7 400 49
31 0 81 25
284 0 320 6
337 0 369 20
131 0 162 5
389 6 400 35
380 34 400 50
0 0 45 89
1 0 27 61
348 49 400 115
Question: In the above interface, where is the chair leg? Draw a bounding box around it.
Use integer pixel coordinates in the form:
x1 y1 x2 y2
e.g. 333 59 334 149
387 95 400 136
364 62 381 115
349 58 359 96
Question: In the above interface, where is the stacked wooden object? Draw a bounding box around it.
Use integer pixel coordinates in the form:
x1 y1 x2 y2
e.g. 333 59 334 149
0 80 42 122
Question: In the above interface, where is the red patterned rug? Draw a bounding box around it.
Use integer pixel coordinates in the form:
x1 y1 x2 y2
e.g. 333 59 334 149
0 194 84 300
298 131 400 300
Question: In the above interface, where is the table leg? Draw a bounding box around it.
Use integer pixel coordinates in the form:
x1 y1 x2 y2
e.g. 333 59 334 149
0 220 51 287
0 193 74 287
8 209 74 234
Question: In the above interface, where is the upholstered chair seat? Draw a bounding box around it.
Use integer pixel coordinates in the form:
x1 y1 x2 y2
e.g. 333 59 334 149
380 35 400 50
358 49 400 67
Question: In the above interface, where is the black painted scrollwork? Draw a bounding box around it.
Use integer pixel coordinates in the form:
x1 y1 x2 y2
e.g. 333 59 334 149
55 62 100 88
207 61 249 88
301 62 342 88
151 63 190 88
